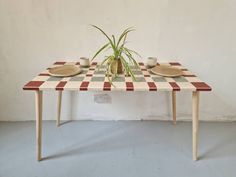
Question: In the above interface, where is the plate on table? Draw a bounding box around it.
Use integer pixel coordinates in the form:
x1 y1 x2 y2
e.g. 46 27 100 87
49 65 81 77
150 65 183 77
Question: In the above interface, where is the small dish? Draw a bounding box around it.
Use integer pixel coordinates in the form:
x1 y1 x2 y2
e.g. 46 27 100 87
151 65 183 77
146 57 157 68
80 57 90 67
49 65 81 77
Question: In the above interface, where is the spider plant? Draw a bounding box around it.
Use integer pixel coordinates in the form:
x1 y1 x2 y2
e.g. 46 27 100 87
91 25 140 85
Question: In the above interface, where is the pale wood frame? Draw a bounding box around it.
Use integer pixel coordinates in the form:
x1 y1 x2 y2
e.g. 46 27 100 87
172 91 177 125
192 91 200 160
34 90 200 161
57 91 62 127
35 90 42 161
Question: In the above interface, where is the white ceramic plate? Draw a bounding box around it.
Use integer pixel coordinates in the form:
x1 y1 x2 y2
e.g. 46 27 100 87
151 65 183 77
49 65 81 77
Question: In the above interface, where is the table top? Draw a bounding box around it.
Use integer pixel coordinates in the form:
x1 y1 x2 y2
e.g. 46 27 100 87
23 61 211 92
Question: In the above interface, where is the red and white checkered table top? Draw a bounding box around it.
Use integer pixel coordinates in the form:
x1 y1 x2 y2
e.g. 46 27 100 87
23 61 211 92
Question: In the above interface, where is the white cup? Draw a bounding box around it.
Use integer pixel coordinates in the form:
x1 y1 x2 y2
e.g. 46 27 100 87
146 57 157 67
80 57 90 67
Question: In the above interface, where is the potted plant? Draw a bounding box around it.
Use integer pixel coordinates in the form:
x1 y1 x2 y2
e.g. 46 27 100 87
91 25 140 84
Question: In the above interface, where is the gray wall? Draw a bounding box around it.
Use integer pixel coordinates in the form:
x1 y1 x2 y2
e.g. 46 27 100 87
0 0 236 121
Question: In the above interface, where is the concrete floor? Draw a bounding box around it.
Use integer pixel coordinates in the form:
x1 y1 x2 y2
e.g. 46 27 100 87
0 121 236 177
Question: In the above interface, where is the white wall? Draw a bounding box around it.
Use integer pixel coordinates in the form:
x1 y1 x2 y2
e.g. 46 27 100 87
0 0 236 121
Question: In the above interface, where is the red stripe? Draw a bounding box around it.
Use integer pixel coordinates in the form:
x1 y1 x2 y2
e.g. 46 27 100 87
76 62 80 65
169 82 180 91
169 62 181 66
23 81 44 90
183 74 196 77
191 82 212 91
39 73 50 76
54 61 66 65
141 68 147 71
56 81 67 90
126 82 134 91
138 62 144 66
91 62 97 65
86 74 93 77
103 82 111 91
147 82 157 91
144 75 150 77
80 82 89 91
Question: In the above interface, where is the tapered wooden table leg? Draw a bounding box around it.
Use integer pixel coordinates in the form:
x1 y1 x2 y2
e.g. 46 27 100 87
172 91 176 125
35 90 43 161
192 91 199 161
57 91 62 127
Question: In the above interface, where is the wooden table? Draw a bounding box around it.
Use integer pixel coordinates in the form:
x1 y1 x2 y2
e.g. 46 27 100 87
23 61 211 161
